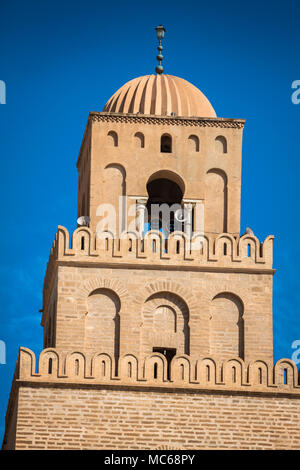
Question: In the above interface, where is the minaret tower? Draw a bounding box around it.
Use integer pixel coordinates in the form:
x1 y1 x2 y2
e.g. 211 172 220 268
53 25 273 363
2 27 299 451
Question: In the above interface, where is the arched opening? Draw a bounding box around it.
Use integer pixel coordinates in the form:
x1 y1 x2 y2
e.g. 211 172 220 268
210 292 244 359
85 288 121 372
141 292 190 358
215 135 227 154
161 134 172 153
205 169 228 233
107 130 118 147
154 362 158 379
153 347 176 381
101 164 126 237
258 367 263 384
75 359 80 376
153 305 177 332
134 132 145 148
146 173 184 235
188 135 199 152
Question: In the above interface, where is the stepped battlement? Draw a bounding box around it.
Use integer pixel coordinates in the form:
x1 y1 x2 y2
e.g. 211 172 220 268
43 226 274 304
10 347 300 394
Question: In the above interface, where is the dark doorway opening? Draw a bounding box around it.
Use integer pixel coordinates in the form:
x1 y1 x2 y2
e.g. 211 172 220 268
153 347 176 380
146 179 183 235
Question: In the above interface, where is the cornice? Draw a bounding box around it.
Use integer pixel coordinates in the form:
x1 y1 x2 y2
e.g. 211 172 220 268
15 379 300 400
89 111 246 129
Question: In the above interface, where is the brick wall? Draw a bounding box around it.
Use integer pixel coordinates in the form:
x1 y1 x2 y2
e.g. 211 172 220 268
12 385 300 450
52 265 274 363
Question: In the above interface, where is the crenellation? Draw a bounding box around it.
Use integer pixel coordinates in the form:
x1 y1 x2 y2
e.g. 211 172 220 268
12 347 300 394
44 226 274 282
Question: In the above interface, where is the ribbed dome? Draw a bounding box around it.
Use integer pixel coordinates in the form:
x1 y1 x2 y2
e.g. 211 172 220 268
103 74 216 118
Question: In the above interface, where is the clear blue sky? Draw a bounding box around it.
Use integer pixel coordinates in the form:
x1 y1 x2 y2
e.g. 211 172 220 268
0 0 299 443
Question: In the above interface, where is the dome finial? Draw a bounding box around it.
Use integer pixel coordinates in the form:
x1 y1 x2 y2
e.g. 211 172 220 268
155 25 166 74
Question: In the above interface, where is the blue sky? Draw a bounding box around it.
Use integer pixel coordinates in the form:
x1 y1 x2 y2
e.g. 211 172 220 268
0 0 299 443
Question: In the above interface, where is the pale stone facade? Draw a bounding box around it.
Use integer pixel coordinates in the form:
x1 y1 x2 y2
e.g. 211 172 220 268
2 73 300 450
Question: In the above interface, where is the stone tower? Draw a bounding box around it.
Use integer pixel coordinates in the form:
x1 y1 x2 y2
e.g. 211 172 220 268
2 60 300 451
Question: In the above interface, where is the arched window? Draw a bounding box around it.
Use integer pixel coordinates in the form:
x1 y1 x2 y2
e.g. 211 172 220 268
102 164 126 236
153 305 177 332
215 135 227 153
146 174 184 235
142 292 190 357
188 135 199 152
210 293 244 359
86 289 121 365
161 134 172 153
205 169 228 233
134 132 145 148
107 130 118 147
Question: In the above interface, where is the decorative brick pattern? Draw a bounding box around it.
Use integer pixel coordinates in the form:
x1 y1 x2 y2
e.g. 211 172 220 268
89 112 246 129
